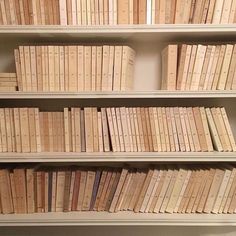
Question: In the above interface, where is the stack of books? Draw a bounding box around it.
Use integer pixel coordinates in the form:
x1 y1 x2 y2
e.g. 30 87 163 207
0 0 235 25
0 106 235 153
161 44 236 91
1 164 236 214
14 45 135 92
0 73 17 91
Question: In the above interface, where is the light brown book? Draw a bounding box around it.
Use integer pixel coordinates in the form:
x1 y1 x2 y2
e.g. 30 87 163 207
53 46 60 91
97 111 104 152
84 46 92 91
28 108 37 152
76 170 87 211
77 46 84 91
162 107 170 152
220 0 232 23
192 0 205 23
106 107 117 152
48 46 55 91
118 0 129 24
157 107 166 151
229 0 236 23
26 168 35 213
9 172 17 213
153 107 162 151
115 108 125 152
145 108 153 151
174 0 184 23
19 108 30 152
133 108 142 152
101 108 110 152
76 0 82 25
101 45 110 91
161 45 178 90
120 107 131 152
212 0 224 23
107 46 114 91
169 107 179 152
138 0 146 23
149 107 158 152
98 0 104 24
111 107 120 152
137 107 145 151
193 107 208 151
226 44 236 89
92 108 99 152
59 0 67 25
81 0 87 25
84 107 94 152
176 44 187 90
179 107 190 152
91 46 97 91
140 107 149 151
95 46 102 90
206 0 216 23
0 109 7 152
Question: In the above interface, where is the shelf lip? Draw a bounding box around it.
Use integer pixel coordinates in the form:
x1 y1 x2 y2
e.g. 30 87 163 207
0 212 236 226
0 152 235 163
0 91 236 99
0 24 235 35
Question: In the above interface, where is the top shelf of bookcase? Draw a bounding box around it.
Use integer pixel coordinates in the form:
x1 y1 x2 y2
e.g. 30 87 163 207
0 25 235 42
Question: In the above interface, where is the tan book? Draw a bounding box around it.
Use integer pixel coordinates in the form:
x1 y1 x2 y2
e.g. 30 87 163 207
76 170 87 211
68 46 77 91
113 46 123 91
101 108 110 152
59 0 67 25
226 44 236 90
98 0 104 24
77 46 84 91
107 46 114 91
0 109 7 152
97 111 104 152
106 107 117 152
19 108 30 152
212 0 224 23
190 45 207 90
64 108 70 152
149 107 158 152
217 44 233 90
153 107 162 152
157 107 166 151
48 46 55 91
109 168 129 212
173 107 185 151
206 0 216 23
28 108 37 152
90 0 95 25
221 107 236 151
193 107 208 151
211 107 228 151
91 46 97 91
133 108 142 152
192 0 205 23
74 108 81 152
84 46 92 91
70 109 76 152
92 108 99 152
136 107 145 151
229 0 236 23
174 0 184 23
84 107 94 152
145 108 153 151
113 0 118 24
81 0 86 25
26 168 35 213
115 108 125 152
14 49 22 91
169 107 180 151
161 107 170 152
120 107 130 152
161 45 178 90
185 45 197 90
220 0 233 23
179 107 190 152
101 45 110 91
55 171 65 212
203 168 225 213
76 0 82 25
140 108 149 151
138 0 146 23
23 46 32 91
95 46 102 90
54 46 60 91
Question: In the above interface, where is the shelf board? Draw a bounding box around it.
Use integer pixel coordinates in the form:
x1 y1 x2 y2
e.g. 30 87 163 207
0 25 235 42
0 212 236 226
0 152 235 163
0 91 236 99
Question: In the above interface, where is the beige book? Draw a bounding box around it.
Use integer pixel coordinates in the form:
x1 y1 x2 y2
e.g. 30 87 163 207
74 108 81 152
129 108 138 152
111 107 120 152
76 0 82 25
82 170 96 210
226 44 236 89
28 108 37 152
5 114 12 152
48 46 55 91
14 49 22 91
193 107 208 152
199 107 214 151
149 107 158 152
161 45 178 90
81 0 87 25
185 45 197 90
204 168 225 213
9 172 17 213
71 0 77 25
59 0 67 25
106 107 117 152
153 107 162 151
173 107 185 151
145 108 153 151
77 46 84 91
48 112 53 151
174 170 192 213
55 171 65 212
101 45 110 91
174 0 184 23
157 107 166 152
13 108 21 153
68 171 76 211
84 46 92 91
35 46 43 91
211 45 227 90
212 0 225 23
205 45 220 90
64 108 70 152
107 46 114 91
176 44 187 90
120 107 131 152
96 46 103 90
140 169 159 212
92 108 99 152
115 108 125 152
169 107 179 152
84 108 94 152
221 107 236 151
101 108 110 152
162 107 170 152
182 107 195 151
94 0 99 24
23 46 32 91
9 109 15 152
211 107 228 151
219 166 236 213
117 0 129 24
217 44 233 90
26 169 35 213
166 168 188 213
206 0 216 23
77 170 87 211
98 0 104 24
190 45 207 90
220 0 232 23
113 46 123 91
212 167 232 213
200 0 211 23
137 107 145 151
53 46 60 91
141 108 149 151
179 107 190 152
199 45 213 90
192 0 205 23
103 0 109 24
154 168 174 213
91 46 97 91
19 108 30 152
133 108 142 152
109 168 129 212
134 169 154 212
70 109 76 152
229 0 236 23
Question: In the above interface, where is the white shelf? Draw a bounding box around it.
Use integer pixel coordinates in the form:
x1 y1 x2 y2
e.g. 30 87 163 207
0 25 235 42
0 212 236 226
0 152 235 163
0 91 236 99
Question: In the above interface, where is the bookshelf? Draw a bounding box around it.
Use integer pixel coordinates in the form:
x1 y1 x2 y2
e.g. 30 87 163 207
1 23 236 231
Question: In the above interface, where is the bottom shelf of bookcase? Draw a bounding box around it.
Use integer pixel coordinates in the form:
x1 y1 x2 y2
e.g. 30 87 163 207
1 212 236 226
